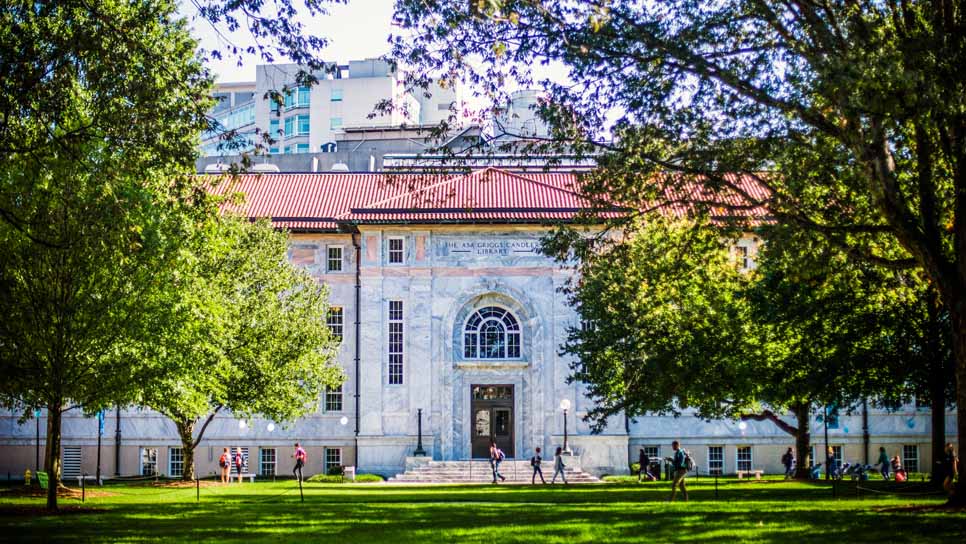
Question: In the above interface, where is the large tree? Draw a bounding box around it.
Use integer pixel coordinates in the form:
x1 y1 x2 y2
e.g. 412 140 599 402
392 0 966 499
0 0 210 509
138 214 343 481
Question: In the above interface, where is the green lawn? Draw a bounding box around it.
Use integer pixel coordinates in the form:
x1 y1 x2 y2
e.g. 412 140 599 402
2 478 964 542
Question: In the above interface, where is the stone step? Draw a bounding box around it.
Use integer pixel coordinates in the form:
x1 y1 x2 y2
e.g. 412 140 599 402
389 460 600 484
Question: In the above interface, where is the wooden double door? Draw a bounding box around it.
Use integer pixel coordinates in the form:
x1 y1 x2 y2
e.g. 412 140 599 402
471 384 514 459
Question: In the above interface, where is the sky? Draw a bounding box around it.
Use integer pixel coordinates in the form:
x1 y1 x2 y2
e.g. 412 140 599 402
182 0 397 83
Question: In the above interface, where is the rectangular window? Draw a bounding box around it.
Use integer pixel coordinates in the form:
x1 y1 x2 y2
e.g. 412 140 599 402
388 300 404 385
297 114 310 135
259 448 276 476
270 118 280 138
388 237 404 264
330 117 343 130
736 446 752 472
830 445 842 466
325 384 344 412
283 146 290 155
269 147 279 155
295 143 310 153
708 446 724 475
325 448 342 473
735 246 751 269
284 116 295 137
643 446 660 462
327 246 343 272
331 88 343 102
902 445 919 473
327 306 344 341
169 447 184 477
141 447 158 476
297 86 311 107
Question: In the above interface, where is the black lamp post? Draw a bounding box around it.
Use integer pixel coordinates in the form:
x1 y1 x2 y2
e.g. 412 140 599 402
414 408 426 456
560 399 572 454
34 409 41 473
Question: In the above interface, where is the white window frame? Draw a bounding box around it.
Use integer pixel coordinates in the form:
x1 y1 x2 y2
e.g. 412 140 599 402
736 446 753 473
330 88 344 102
387 300 404 385
326 245 344 272
169 447 184 477
707 446 724 475
462 306 522 360
140 447 158 476
387 237 405 265
902 444 919 473
643 446 661 461
327 306 344 342
325 447 343 473
259 448 276 476
830 445 843 467
324 384 343 412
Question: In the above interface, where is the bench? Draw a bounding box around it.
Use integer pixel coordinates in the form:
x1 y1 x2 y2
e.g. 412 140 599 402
736 469 764 480
75 475 103 487
234 473 256 483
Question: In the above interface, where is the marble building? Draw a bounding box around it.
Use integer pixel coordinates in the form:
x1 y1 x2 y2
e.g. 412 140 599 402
0 168 955 480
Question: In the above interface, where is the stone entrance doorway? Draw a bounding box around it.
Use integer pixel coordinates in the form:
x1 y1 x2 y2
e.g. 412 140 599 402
470 384 514 458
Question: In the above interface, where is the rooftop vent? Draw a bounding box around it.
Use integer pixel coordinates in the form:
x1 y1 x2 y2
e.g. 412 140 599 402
331 163 350 172
250 163 280 173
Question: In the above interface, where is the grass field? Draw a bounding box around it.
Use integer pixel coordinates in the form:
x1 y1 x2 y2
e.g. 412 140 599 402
1 478 964 542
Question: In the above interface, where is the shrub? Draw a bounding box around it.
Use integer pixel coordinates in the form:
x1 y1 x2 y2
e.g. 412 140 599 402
629 463 640 475
327 465 344 476
353 473 384 483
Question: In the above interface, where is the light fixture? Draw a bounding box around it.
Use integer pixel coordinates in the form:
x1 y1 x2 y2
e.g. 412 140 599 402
559 399 571 411
738 421 748 431
238 420 247 429
267 423 275 432
340 416 349 426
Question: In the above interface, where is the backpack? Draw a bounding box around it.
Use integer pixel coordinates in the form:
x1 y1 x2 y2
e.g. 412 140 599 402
683 449 695 471
497 448 506 461
219 453 228 468
530 456 538 467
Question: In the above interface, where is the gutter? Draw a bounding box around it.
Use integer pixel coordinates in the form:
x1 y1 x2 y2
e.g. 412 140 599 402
352 232 362 468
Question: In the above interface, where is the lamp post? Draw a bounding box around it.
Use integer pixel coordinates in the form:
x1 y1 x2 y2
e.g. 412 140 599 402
824 404 830 481
34 409 41 473
414 408 426 456
560 399 572 454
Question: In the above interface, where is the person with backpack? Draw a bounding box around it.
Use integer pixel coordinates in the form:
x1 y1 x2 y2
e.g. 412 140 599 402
781 447 795 479
233 447 244 483
551 446 568 484
531 447 546 484
876 446 890 480
219 447 230 484
293 442 307 483
489 442 506 483
667 440 689 502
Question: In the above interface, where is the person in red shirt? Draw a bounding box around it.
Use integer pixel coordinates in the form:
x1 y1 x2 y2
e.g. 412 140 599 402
293 442 307 482
218 447 230 484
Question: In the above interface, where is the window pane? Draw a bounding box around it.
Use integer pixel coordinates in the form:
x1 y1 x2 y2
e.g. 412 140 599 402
297 86 311 107
474 409 490 437
298 114 310 135
330 117 343 130
331 88 343 102
326 384 343 412
388 300 403 384
260 448 276 476
708 446 723 475
327 307 343 341
737 446 752 472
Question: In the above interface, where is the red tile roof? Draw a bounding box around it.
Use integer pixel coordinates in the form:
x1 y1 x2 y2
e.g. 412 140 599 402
207 167 769 231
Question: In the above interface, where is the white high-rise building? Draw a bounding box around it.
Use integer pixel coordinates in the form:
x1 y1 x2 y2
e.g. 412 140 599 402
201 59 461 158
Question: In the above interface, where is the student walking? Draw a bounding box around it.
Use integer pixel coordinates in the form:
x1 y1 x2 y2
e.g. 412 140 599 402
490 442 506 484
781 448 795 479
551 446 568 484
942 443 958 495
293 442 307 483
233 447 244 483
219 447 230 483
638 448 655 482
667 441 688 502
876 446 890 480
531 447 546 484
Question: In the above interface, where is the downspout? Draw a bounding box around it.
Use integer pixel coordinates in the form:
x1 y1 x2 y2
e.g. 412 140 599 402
114 405 121 476
353 232 362 468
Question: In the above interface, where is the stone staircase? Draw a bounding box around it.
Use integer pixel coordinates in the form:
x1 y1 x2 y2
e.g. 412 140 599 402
388 459 600 484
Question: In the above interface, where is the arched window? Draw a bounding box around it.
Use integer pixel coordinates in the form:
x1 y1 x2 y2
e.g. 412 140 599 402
463 306 521 359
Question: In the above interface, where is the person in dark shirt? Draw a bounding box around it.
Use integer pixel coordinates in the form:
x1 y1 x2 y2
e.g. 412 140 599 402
781 448 795 479
638 448 655 482
531 447 546 484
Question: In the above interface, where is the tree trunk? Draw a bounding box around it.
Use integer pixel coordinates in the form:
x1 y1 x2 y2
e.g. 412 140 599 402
175 419 196 481
949 302 966 505
45 402 62 511
793 402 812 480
925 287 950 485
